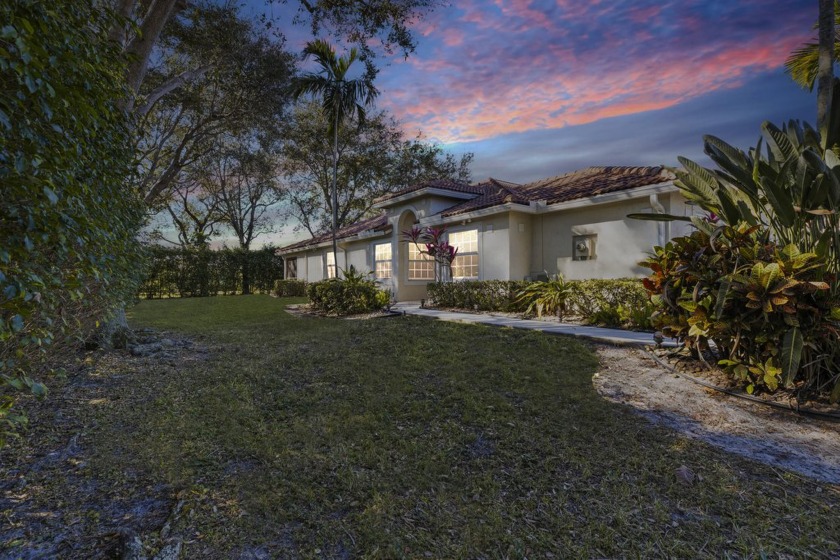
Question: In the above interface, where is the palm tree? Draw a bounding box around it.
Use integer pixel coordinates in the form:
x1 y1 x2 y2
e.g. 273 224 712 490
785 0 838 146
290 39 379 276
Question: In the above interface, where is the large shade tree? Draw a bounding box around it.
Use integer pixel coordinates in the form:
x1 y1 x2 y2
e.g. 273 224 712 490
291 39 379 273
282 101 473 236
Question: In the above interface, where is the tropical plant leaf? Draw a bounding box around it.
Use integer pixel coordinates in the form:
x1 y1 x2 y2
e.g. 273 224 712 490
781 327 804 387
626 213 690 222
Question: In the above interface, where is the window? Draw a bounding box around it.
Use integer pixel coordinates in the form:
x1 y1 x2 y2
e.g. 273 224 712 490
374 243 392 279
408 241 434 280
450 229 479 279
286 257 297 279
326 251 336 278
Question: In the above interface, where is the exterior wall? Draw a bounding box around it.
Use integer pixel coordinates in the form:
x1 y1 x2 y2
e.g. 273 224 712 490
530 197 661 281
508 212 533 281
306 252 325 282
282 187 685 297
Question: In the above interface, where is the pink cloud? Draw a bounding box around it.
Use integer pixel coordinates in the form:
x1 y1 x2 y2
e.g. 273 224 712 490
379 0 815 143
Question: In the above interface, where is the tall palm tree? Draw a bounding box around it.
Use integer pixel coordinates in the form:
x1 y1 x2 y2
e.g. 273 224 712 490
785 0 838 146
290 39 379 276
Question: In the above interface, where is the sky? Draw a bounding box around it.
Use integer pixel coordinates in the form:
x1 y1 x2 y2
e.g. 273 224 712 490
237 0 819 245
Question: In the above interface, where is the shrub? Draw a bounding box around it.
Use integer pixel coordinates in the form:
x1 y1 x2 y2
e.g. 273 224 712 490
426 280 530 312
274 279 308 297
641 223 840 398
515 275 569 318
564 279 650 319
307 267 390 316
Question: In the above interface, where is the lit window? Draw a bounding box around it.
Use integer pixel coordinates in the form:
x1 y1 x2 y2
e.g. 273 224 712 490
408 241 434 280
286 257 297 279
374 243 392 279
326 251 336 278
450 229 479 279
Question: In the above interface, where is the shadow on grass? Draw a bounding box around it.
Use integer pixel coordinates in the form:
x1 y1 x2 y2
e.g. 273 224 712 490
59 296 840 557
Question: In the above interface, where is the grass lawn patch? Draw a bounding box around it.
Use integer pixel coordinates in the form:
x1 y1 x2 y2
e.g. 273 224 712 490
4 295 838 558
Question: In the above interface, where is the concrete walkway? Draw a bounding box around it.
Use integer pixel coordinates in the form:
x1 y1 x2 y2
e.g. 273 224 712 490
391 302 676 347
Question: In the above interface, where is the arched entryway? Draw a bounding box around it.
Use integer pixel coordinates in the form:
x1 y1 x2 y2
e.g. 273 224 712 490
395 209 429 301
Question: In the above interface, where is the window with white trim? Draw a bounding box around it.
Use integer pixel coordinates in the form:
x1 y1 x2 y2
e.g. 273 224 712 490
408 241 434 280
326 251 336 278
286 257 297 279
374 243 392 279
449 229 479 279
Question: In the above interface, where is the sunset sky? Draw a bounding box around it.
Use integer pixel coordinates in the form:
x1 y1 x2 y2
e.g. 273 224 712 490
271 0 819 182
231 0 821 245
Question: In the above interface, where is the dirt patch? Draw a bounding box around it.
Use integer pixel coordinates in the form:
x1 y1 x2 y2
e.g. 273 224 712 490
0 329 211 559
594 345 840 484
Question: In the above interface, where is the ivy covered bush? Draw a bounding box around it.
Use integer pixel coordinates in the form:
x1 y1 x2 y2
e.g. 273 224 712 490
1 1 144 440
139 246 283 298
307 268 390 316
274 279 308 298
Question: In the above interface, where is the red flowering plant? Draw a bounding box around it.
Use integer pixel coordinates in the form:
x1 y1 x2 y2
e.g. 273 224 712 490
402 225 459 282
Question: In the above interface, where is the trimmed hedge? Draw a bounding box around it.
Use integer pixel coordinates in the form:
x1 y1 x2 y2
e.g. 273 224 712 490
274 279 308 297
426 278 653 329
565 279 650 317
139 246 283 298
426 280 530 312
307 277 390 316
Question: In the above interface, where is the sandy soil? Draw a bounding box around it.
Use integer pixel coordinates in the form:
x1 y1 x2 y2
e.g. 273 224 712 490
593 345 840 485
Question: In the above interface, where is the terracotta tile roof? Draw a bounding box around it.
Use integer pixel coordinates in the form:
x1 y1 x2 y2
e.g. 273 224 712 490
440 166 674 217
374 178 487 204
277 213 391 253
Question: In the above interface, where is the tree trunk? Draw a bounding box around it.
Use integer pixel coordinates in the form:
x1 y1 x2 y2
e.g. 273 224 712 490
241 253 251 295
331 104 340 277
818 0 835 145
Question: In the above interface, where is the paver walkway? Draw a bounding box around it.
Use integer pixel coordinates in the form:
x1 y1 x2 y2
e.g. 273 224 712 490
392 302 677 347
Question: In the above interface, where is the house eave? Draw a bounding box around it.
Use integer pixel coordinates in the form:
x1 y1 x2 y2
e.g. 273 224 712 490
373 187 479 209
421 181 678 226
277 228 392 256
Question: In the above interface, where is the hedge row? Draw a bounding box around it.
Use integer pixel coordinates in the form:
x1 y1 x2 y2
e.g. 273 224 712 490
274 279 308 297
426 278 654 329
139 246 283 298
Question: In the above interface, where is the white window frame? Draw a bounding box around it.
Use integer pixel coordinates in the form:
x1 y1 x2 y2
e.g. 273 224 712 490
449 228 479 280
407 241 435 281
326 251 336 279
374 242 392 279
286 257 297 279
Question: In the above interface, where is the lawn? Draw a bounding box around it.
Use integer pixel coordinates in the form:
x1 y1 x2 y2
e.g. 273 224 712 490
4 295 839 558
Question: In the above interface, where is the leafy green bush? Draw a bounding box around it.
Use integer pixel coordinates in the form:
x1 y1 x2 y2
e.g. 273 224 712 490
426 280 530 312
139 246 283 298
426 278 655 327
564 279 650 319
274 279 308 297
307 267 389 316
515 276 569 318
1 1 145 441
641 223 840 398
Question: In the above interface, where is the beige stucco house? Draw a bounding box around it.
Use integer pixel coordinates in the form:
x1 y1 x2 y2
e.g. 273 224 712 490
277 166 694 301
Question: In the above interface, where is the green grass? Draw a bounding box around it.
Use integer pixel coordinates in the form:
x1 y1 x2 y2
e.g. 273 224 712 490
84 295 840 557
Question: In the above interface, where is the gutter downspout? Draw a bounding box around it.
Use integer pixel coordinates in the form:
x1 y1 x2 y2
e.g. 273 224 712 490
649 193 668 246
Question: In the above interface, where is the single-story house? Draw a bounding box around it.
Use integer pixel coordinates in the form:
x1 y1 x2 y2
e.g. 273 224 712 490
277 166 695 301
